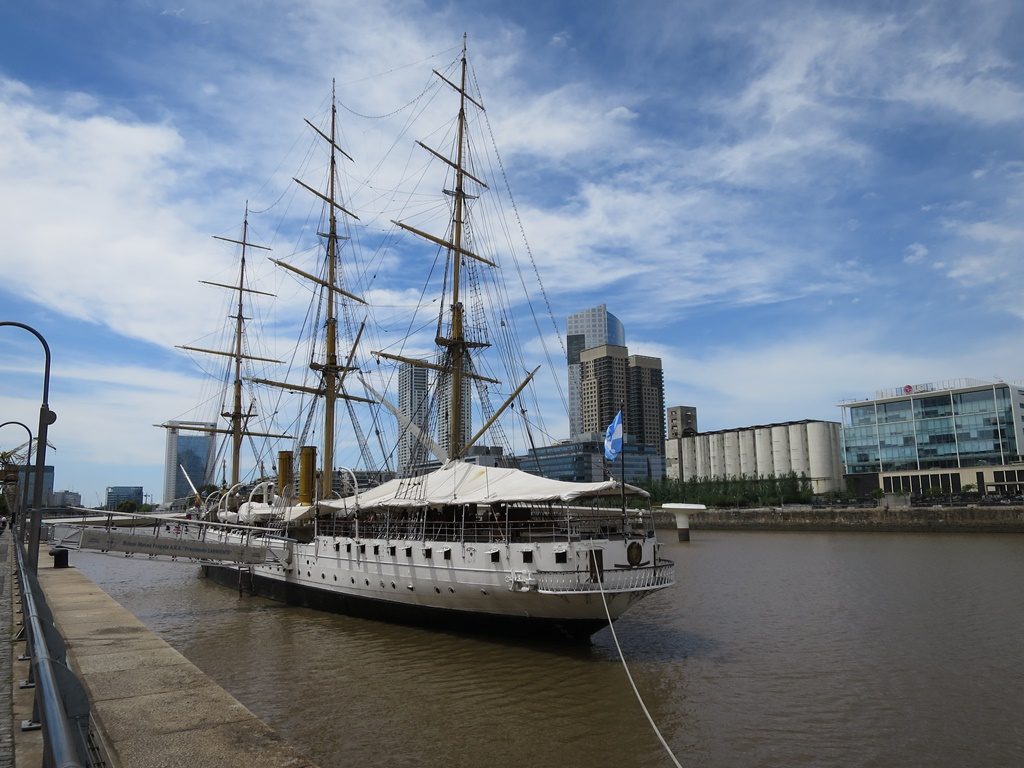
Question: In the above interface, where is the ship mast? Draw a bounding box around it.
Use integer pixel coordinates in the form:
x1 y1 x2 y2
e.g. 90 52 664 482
166 206 289 488
377 36 513 461
321 88 342 499
447 42 470 458
255 82 371 500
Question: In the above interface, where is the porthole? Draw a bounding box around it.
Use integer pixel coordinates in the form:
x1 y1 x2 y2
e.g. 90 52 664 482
333 575 337 581
391 582 396 589
321 573 325 579
448 587 455 594
365 579 370 586
350 577 355 584
434 587 441 594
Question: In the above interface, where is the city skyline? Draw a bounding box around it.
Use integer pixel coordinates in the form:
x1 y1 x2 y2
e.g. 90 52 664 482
3 1 1024 503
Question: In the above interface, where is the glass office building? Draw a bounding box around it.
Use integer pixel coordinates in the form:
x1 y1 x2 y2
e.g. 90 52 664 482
162 421 217 504
566 305 626 438
839 380 1024 494
518 434 664 484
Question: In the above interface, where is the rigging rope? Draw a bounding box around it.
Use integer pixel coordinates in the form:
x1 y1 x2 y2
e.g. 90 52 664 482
596 567 684 768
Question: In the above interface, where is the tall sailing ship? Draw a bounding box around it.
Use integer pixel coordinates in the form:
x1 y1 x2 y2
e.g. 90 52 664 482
183 40 675 642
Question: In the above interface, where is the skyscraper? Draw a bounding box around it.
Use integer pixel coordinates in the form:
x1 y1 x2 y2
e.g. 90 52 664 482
628 354 666 455
162 420 216 504
436 362 472 459
566 304 625 437
579 344 630 436
397 362 430 474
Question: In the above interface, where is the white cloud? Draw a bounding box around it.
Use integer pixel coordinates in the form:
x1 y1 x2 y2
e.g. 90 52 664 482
904 242 929 264
0 80 232 349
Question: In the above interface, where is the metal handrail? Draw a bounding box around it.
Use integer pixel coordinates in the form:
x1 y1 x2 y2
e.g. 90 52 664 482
314 513 650 543
12 536 88 767
535 559 676 594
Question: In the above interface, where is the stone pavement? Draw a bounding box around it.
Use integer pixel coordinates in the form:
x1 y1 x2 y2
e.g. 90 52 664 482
5 533 321 768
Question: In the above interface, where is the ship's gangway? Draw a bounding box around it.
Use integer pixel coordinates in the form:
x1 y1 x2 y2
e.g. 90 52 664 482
47 510 293 566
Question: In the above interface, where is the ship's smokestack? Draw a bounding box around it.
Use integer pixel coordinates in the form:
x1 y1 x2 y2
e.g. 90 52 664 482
299 446 316 505
277 450 294 500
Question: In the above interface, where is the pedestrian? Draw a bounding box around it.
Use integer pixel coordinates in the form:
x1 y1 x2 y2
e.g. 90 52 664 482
0 514 7 534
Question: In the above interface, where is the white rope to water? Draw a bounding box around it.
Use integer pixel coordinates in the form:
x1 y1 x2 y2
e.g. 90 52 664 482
596 568 684 768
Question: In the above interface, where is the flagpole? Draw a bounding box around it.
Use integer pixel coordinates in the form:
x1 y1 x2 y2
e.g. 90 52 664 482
619 401 626 515
603 406 626 516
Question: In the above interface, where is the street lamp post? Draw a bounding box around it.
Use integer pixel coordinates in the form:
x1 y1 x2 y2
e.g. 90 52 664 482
0 420 34 539
1 321 57 572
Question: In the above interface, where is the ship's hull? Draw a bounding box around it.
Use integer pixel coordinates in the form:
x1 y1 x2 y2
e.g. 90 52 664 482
202 562 610 642
199 533 672 643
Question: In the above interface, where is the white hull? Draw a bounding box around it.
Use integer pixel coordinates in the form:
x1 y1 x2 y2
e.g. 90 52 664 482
203 529 674 639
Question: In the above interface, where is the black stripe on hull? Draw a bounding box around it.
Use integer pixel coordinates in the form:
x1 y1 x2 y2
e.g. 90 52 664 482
201 564 607 643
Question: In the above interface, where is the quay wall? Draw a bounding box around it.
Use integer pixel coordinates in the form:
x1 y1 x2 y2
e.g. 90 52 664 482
14 548 319 768
655 505 1024 533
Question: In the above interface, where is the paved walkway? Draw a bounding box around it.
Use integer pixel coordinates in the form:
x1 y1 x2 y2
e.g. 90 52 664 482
5 533 320 768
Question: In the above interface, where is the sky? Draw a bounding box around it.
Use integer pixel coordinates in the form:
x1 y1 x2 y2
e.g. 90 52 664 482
2 0 1024 505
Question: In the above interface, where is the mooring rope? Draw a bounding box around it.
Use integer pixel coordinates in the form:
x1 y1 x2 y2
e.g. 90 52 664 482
596 568 684 768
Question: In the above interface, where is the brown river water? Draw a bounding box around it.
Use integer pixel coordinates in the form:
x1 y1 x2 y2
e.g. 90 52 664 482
71 531 1024 768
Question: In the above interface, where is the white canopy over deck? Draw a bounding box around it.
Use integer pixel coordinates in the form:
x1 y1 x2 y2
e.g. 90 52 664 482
319 460 649 512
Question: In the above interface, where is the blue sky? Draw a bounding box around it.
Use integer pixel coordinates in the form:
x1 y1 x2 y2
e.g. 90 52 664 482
2 0 1024 505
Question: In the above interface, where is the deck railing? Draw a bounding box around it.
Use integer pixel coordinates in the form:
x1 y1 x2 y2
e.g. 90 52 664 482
315 513 649 544
535 559 675 594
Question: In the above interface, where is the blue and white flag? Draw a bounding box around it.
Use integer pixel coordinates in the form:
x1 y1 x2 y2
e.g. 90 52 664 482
604 409 623 461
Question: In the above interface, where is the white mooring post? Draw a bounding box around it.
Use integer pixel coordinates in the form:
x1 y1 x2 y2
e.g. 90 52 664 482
662 502 705 542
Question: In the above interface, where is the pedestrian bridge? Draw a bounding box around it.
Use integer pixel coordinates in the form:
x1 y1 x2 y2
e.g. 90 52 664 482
47 511 293 565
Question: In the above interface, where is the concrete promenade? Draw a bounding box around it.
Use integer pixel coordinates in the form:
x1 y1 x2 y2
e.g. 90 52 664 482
3 530 320 767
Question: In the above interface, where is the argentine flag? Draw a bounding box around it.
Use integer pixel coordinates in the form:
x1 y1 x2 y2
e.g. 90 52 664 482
604 409 623 461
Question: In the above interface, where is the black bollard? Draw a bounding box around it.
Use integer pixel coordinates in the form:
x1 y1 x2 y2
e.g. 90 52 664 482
49 547 69 568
